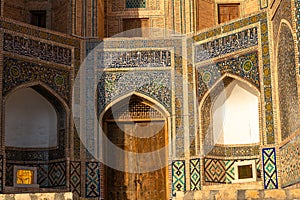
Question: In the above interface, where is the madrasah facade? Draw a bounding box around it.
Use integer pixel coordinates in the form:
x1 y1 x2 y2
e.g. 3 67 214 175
0 0 300 199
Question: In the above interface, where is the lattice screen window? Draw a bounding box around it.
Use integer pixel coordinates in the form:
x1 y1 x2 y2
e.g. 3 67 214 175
126 0 146 8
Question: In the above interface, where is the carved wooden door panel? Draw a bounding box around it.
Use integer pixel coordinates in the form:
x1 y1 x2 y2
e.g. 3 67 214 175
106 121 167 200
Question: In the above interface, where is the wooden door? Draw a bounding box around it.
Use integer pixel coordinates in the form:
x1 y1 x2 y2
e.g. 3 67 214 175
105 121 167 200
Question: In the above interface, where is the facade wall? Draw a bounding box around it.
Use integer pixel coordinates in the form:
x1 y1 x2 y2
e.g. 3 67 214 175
0 0 299 199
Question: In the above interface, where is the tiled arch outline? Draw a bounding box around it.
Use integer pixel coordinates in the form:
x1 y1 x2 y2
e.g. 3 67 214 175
98 92 173 199
198 73 263 155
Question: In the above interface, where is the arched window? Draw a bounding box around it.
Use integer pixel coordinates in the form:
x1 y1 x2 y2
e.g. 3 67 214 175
5 88 58 148
212 80 259 145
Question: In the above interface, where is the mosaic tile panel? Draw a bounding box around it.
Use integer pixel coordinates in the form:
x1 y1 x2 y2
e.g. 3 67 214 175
204 158 226 183
197 51 259 99
3 57 71 103
259 17 274 144
280 135 300 187
70 162 81 196
172 160 186 196
86 162 100 198
262 148 278 189
97 71 171 115
190 158 201 190
207 145 260 157
194 27 258 63
126 0 146 8
3 33 72 66
277 23 299 140
48 162 66 187
97 50 171 68
194 12 274 144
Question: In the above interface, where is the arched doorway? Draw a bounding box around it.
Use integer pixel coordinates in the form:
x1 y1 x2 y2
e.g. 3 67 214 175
102 95 168 200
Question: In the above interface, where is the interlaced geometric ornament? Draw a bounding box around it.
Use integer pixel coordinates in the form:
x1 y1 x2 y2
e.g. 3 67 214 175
126 0 146 8
85 162 100 198
262 148 278 189
190 158 201 190
172 160 186 196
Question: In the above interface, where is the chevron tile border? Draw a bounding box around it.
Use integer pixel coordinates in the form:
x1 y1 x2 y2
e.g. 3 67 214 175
262 148 278 189
70 162 81 197
172 160 186 196
48 162 66 187
204 158 226 183
190 158 201 190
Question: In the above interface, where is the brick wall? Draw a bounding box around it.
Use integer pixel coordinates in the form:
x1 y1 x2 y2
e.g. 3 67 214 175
3 0 26 23
52 0 71 34
196 0 215 31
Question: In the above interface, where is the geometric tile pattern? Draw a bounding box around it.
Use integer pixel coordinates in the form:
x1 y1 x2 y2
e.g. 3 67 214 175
37 164 49 187
86 162 100 198
280 135 300 187
225 160 235 183
70 162 81 197
204 158 226 183
172 160 186 196
48 162 66 187
262 148 278 189
126 0 146 8
190 158 201 190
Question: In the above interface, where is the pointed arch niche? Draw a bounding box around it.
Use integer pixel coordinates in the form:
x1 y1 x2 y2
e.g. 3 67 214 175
200 76 261 154
4 84 68 161
5 88 58 148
